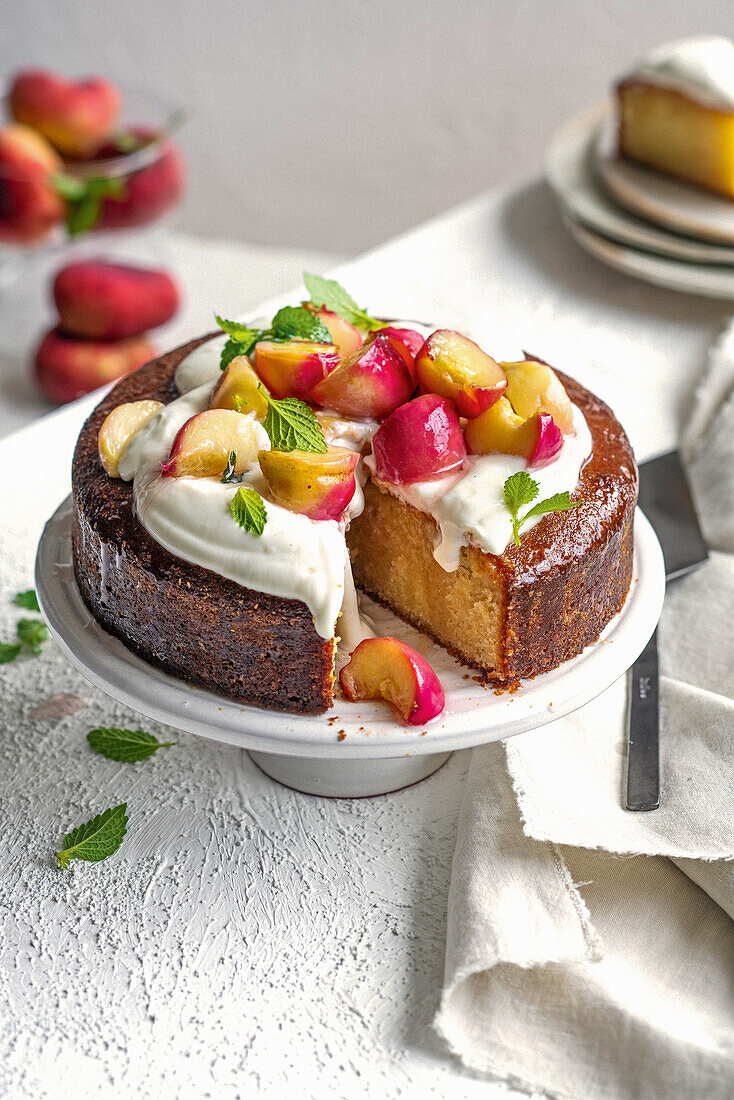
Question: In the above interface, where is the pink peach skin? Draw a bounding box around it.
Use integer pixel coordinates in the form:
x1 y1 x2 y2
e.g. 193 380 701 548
9 70 120 158
310 306 363 357
308 333 415 418
376 326 425 381
54 261 180 339
34 327 154 404
94 128 185 230
254 339 339 399
0 124 65 243
529 413 563 467
372 394 466 484
415 330 508 419
339 637 445 725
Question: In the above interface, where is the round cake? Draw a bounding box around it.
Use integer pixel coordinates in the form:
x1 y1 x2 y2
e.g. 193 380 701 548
71 293 637 718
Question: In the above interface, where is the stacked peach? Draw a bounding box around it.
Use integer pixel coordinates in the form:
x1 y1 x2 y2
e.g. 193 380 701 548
35 261 179 404
0 69 184 243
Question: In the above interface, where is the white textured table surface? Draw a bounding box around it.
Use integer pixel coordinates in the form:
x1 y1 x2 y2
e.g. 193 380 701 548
1 183 731 1100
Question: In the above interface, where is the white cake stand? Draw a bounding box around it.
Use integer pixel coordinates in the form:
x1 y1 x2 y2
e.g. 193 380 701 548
36 498 665 797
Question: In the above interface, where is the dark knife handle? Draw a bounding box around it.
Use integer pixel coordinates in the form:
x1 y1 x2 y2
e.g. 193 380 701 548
626 628 660 811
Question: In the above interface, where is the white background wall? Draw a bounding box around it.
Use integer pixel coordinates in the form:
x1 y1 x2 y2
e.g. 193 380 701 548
2 0 733 255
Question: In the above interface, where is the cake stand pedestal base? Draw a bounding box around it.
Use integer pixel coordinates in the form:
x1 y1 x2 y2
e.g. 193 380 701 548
248 749 452 798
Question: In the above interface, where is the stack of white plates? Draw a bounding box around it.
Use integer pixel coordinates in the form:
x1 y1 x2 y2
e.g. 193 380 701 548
545 102 734 299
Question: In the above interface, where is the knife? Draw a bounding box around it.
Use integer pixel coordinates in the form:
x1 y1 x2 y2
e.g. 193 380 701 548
625 451 709 811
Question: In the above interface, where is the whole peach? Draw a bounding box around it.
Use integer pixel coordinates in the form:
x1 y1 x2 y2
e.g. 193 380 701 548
0 124 65 243
34 327 154 405
9 70 120 158
54 261 179 339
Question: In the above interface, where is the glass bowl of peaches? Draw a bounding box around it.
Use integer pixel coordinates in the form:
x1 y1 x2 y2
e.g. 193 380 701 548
0 70 186 281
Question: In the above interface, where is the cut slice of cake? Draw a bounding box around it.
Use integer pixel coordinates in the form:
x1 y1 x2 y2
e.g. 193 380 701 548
617 37 734 200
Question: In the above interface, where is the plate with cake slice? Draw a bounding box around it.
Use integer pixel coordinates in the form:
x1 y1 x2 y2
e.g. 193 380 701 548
36 276 665 796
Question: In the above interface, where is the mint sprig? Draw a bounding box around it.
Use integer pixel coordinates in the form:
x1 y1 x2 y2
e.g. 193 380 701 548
87 727 176 763
303 272 381 331
215 306 333 370
262 394 327 453
230 487 267 536
504 471 581 547
55 803 128 869
14 589 40 611
51 173 126 236
271 305 331 343
1 616 49 663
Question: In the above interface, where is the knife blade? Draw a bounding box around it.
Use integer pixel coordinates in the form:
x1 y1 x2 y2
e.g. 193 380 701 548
625 451 708 812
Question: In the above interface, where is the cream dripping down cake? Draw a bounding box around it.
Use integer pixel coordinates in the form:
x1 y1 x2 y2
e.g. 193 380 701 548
71 275 637 722
617 36 734 199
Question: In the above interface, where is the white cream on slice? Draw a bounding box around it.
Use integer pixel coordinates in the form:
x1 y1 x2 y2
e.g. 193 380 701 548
118 329 592 639
365 403 592 568
625 36 734 111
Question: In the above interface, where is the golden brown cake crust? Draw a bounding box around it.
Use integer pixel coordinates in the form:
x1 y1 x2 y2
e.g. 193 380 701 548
72 336 335 714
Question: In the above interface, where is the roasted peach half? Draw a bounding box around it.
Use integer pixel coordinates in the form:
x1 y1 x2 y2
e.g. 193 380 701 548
161 409 262 478
372 394 466 484
308 332 414 418
502 360 574 434
98 399 163 477
415 329 507 418
253 339 338 399
464 396 562 467
258 445 359 521
339 637 445 725
209 355 270 418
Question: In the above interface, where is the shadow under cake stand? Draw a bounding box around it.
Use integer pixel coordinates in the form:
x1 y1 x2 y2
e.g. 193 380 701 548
36 498 665 797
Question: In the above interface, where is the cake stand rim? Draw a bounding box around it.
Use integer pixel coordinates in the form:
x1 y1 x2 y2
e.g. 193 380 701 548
35 497 665 761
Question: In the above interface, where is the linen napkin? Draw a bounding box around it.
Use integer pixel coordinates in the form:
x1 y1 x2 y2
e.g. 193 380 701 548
434 322 734 1099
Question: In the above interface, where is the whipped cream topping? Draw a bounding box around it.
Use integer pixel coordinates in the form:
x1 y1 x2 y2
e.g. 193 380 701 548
624 37 734 110
115 331 592 640
118 378 364 641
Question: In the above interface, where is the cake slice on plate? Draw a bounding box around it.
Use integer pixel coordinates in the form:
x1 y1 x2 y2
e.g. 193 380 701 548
617 37 734 199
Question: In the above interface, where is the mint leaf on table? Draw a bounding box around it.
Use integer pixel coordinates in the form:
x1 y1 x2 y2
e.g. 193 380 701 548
55 803 128 869
14 589 40 611
271 305 332 344
262 394 327 453
87 727 176 763
0 643 21 664
303 272 381 331
504 471 581 547
230 487 267 536
16 618 48 655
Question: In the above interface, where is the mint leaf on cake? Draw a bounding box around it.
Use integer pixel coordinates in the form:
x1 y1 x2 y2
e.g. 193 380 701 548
271 305 332 344
87 727 176 763
504 471 581 547
262 394 328 453
303 273 381 331
55 803 128 869
230 487 268 536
